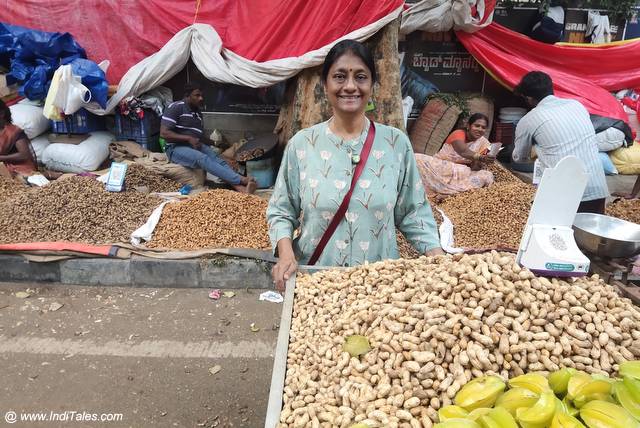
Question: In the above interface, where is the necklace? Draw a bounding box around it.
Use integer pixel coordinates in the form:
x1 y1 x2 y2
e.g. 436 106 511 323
328 117 369 164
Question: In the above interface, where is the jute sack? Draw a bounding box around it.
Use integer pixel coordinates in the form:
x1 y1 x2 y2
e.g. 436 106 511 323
409 97 461 155
109 141 205 187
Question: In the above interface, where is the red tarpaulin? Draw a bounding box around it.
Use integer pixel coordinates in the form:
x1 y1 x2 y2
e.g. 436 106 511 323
0 0 403 83
457 23 640 122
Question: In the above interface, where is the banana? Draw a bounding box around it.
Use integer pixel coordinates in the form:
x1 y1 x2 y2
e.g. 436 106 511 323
580 400 640 428
619 361 640 380
516 389 557 428
439 405 470 422
509 373 550 394
468 408 492 421
482 407 519 428
495 387 539 416
549 368 577 396
614 381 640 421
567 372 593 400
455 376 506 411
550 411 586 428
434 418 482 428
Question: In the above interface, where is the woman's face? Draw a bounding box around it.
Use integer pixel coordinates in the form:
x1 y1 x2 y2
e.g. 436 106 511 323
468 118 488 140
324 52 372 117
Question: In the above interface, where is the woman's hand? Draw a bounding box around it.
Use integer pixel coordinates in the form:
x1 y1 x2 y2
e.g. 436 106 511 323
425 247 445 257
272 238 297 291
272 255 298 291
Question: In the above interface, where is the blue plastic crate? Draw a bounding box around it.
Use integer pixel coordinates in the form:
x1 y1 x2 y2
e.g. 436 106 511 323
115 110 160 141
51 109 106 134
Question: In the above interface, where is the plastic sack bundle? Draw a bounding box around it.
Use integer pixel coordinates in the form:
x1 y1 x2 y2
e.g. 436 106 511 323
41 131 114 173
0 22 108 104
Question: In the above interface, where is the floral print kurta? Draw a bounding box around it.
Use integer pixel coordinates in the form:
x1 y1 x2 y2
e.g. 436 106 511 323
267 120 440 267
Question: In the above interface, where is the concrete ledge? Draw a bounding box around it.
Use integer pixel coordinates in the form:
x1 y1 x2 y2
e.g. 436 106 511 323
0 255 60 282
0 254 273 288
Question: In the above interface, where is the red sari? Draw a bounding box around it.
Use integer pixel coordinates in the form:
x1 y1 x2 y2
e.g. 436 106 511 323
0 124 37 175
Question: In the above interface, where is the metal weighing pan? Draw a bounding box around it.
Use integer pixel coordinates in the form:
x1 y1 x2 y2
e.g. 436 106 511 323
573 213 640 259
235 134 278 162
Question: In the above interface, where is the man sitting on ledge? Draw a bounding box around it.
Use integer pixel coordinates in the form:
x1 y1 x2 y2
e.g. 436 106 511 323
160 83 256 193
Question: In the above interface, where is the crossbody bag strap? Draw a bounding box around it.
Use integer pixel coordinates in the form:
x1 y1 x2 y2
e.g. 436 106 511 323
308 121 376 265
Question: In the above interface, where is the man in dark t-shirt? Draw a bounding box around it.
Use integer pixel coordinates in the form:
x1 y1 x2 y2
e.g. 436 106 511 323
160 83 256 193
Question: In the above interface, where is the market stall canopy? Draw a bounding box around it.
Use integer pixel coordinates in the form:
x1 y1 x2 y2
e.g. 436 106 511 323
0 0 403 112
456 23 640 123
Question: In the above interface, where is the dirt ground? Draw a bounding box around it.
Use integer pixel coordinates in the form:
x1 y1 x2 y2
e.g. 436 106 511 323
0 282 283 427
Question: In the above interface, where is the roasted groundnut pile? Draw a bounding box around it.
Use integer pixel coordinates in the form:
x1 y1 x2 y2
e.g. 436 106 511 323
606 198 640 225
280 252 640 427
438 182 536 249
0 176 161 244
0 176 29 204
149 189 270 250
125 164 181 193
484 163 521 185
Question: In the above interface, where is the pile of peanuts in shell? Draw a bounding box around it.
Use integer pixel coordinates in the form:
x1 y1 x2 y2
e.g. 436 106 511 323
437 182 536 250
278 251 640 428
0 176 161 244
124 163 182 193
149 189 270 250
606 198 640 225
0 176 29 204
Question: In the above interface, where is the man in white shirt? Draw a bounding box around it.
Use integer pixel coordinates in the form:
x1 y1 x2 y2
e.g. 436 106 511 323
512 71 609 213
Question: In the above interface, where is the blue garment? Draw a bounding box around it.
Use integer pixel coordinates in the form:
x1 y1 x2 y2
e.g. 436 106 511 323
166 143 241 185
267 119 441 267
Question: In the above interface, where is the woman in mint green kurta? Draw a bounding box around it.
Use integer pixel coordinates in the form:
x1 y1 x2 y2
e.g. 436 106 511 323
267 40 442 288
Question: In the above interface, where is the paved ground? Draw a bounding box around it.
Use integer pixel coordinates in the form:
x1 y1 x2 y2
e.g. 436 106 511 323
0 282 283 428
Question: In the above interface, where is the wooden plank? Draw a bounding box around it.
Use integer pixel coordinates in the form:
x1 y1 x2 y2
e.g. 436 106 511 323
264 276 296 428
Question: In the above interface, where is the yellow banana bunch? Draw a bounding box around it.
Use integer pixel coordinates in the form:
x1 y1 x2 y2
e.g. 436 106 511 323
455 376 506 411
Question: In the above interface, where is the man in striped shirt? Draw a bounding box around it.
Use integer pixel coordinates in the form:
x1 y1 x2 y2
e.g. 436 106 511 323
160 83 256 193
513 71 609 213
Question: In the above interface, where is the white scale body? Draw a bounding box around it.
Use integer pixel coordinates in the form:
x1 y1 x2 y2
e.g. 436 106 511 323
516 156 590 277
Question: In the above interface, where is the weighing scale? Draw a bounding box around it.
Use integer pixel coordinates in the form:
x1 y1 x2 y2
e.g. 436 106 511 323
516 156 590 277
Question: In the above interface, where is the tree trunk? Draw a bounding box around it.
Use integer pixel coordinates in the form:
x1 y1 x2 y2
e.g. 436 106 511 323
275 18 404 147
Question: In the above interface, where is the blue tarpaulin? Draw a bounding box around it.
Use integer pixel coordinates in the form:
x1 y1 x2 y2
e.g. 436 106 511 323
0 23 108 106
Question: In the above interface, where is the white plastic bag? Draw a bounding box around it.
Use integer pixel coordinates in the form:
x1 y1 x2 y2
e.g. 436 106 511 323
595 128 626 152
10 103 50 139
51 65 92 116
41 131 114 173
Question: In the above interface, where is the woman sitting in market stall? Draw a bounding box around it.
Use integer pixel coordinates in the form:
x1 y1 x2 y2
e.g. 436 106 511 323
0 99 37 176
415 113 495 198
267 40 443 289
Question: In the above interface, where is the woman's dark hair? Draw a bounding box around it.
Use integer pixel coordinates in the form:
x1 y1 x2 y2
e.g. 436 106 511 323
467 113 489 127
0 99 11 124
321 40 377 83
514 71 554 102
183 82 202 98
